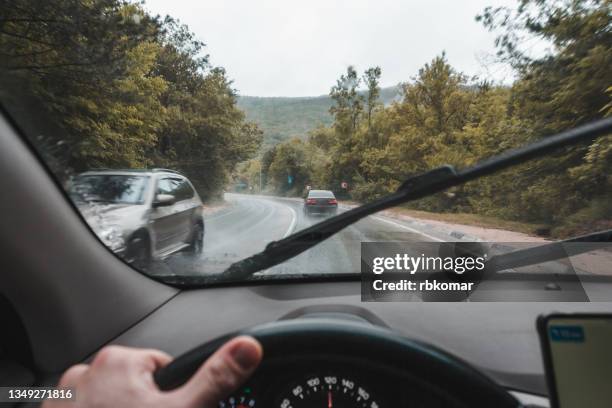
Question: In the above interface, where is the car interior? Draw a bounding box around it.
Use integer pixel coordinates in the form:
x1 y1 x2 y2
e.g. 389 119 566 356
2 106 611 408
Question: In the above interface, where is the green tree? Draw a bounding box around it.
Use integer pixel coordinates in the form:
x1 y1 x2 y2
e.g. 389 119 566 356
363 66 382 133
267 138 311 194
478 0 612 232
326 66 366 190
400 53 471 141
329 66 364 136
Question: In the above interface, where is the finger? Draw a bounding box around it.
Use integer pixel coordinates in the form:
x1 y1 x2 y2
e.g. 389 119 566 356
90 345 131 368
140 349 172 390
57 364 89 387
137 348 173 370
91 345 171 370
178 336 262 407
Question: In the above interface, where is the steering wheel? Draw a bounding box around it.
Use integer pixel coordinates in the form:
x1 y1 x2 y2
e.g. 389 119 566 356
154 319 518 407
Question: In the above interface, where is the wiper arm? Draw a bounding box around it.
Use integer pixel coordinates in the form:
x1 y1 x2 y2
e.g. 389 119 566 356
221 118 612 280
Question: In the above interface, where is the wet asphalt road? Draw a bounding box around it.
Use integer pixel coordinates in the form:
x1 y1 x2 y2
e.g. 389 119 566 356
176 192 437 276
151 192 444 284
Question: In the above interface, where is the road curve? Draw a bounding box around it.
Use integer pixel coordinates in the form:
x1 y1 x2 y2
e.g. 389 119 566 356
162 193 439 276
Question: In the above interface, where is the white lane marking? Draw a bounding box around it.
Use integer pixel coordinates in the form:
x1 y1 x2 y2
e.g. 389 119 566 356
207 196 266 221
241 195 297 239
372 215 444 242
283 204 298 238
218 195 296 240
203 199 275 252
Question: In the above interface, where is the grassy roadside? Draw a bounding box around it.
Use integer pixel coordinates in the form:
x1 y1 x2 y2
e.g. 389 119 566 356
340 200 547 237
390 208 548 237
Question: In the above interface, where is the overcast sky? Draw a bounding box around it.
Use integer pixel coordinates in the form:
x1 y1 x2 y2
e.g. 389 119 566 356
144 0 519 97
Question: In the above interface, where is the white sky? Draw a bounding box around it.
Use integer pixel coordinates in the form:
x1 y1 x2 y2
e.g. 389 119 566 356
143 0 520 97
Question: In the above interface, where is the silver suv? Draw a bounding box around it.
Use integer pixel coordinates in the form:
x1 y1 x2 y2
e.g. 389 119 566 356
68 169 204 269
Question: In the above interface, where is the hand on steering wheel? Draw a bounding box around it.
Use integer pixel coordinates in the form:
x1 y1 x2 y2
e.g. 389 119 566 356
155 319 519 408
44 336 262 408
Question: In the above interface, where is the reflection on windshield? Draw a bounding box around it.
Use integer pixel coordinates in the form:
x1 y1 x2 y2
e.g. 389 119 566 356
70 175 149 205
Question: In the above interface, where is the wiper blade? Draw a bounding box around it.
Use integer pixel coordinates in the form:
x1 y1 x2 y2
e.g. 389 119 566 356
392 229 612 281
221 118 612 280
488 229 612 273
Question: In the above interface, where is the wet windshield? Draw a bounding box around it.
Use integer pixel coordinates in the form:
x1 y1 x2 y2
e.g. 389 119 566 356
70 175 149 205
0 0 610 299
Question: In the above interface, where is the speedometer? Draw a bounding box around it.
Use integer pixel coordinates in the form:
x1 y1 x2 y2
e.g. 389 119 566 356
219 387 256 408
277 375 379 408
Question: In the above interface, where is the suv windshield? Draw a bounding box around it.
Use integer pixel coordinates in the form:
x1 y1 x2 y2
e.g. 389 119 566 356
0 0 610 298
71 175 149 205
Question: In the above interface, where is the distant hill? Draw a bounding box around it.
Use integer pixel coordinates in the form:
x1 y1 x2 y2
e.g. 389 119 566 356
237 86 402 149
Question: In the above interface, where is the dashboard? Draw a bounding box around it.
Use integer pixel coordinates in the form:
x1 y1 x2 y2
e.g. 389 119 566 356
114 281 611 399
103 279 612 408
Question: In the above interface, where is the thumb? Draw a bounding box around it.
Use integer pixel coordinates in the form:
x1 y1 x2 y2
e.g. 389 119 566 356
177 336 262 407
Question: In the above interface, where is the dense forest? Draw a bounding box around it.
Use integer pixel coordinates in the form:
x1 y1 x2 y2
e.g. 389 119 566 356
237 86 401 149
0 0 262 200
236 0 611 238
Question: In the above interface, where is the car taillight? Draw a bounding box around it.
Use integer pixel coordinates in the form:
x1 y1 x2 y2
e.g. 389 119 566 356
306 198 317 205
328 199 337 205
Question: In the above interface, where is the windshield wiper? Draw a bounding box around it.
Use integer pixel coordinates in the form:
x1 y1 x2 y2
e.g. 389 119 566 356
487 228 612 274
392 228 612 282
221 118 612 280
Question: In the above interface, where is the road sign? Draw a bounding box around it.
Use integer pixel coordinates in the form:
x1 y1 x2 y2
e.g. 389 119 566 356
341 181 348 189
288 175 294 185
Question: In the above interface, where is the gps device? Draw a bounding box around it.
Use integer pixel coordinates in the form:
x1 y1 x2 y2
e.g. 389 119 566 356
537 314 612 408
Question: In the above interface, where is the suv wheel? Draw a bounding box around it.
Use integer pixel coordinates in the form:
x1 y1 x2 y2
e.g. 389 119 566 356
188 223 204 255
126 233 151 271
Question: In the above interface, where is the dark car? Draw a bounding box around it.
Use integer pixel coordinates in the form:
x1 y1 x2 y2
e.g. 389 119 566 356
304 189 338 216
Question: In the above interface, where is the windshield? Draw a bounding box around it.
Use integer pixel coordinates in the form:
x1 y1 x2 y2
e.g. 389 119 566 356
0 0 610 299
70 175 149 205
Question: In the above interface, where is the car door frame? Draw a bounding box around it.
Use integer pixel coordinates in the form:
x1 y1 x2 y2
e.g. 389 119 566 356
169 176 201 244
149 175 185 255
149 174 201 256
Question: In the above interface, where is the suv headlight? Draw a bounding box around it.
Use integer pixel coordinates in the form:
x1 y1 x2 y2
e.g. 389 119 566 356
96 224 125 252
